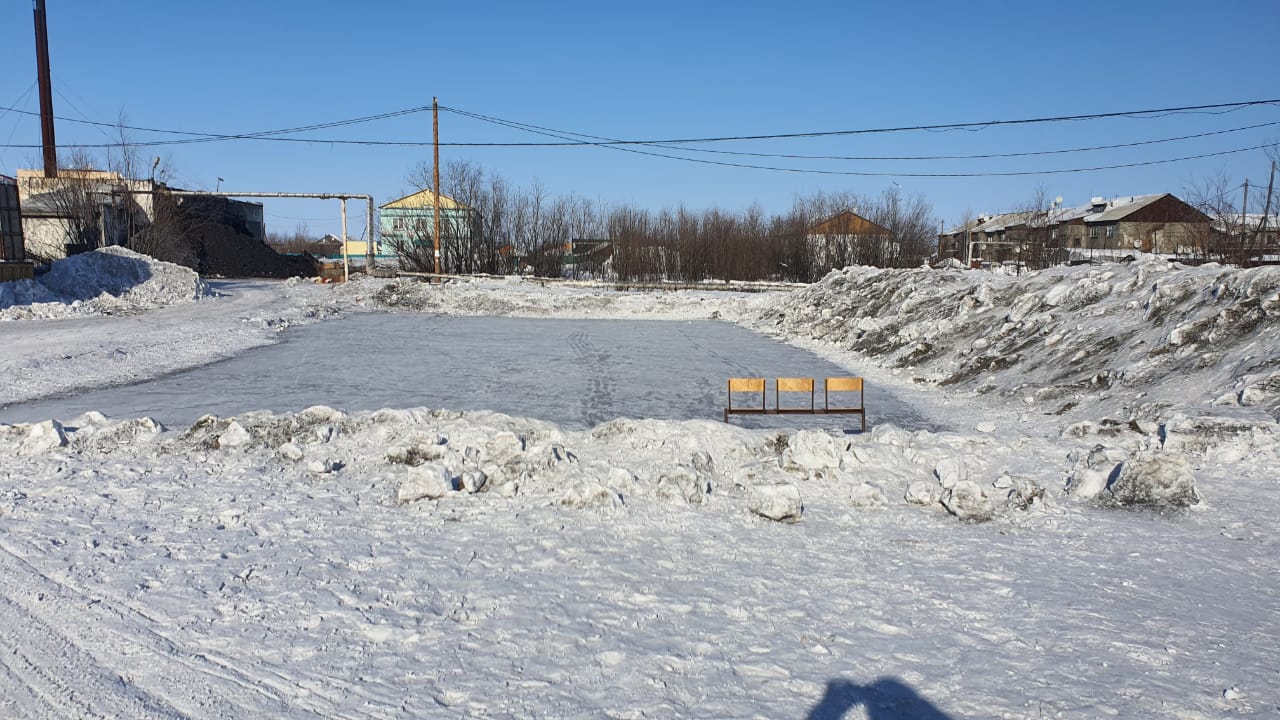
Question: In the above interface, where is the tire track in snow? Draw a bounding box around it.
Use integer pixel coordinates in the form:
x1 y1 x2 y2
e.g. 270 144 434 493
0 549 180 719
0 542 315 719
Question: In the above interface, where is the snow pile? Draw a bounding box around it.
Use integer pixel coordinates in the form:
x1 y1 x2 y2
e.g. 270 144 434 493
0 246 213 320
753 259 1280 434
1 406 1089 525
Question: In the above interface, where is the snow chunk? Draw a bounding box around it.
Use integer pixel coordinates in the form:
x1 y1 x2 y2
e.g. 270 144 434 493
1067 445 1126 499
277 442 305 462
217 420 252 449
11 419 69 456
561 481 623 510
933 457 967 489
993 474 1047 510
1106 452 1199 508
781 429 840 471
306 458 334 474
846 482 887 509
904 481 941 506
748 484 803 522
486 431 525 461
942 480 994 522
397 463 456 503
656 466 710 504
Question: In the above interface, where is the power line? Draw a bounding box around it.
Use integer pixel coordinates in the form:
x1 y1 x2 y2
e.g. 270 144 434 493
1 98 1276 177
438 108 1280 161
1 98 1278 151
0 103 434 147
594 121 1280 161
443 105 1280 178
439 98 1280 146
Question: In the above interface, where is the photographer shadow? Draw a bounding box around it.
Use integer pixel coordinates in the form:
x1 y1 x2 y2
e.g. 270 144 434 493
807 678 954 720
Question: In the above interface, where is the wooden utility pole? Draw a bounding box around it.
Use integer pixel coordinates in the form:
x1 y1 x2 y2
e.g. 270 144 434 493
1256 161 1275 255
33 0 57 178
432 96 442 276
1241 179 1249 262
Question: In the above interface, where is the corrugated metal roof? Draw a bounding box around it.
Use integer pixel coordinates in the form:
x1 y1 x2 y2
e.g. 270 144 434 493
380 188 470 210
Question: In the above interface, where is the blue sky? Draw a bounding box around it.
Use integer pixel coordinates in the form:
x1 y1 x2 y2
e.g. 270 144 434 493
1 1 1278 237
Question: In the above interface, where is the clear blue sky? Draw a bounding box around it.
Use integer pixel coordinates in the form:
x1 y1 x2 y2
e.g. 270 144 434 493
2 1 1278 237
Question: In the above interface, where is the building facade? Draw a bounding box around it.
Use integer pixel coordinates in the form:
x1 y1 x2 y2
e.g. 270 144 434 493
378 189 481 270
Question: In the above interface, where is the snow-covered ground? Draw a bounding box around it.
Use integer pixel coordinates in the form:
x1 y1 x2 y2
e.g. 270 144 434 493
1 250 1278 718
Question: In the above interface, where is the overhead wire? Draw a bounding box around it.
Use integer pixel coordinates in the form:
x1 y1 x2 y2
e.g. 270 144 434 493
442 105 1280 178
0 98 1278 151
0 98 1275 176
438 99 1280 146
0 103 435 147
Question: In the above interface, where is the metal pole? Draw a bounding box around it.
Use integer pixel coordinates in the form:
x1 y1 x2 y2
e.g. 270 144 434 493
341 198 349 283
33 0 57 178
432 96 442 277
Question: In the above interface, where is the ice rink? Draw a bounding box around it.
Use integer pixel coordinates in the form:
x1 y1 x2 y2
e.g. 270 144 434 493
2 314 937 432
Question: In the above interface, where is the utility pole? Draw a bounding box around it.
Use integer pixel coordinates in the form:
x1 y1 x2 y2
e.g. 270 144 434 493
432 96 442 277
1241 179 1249 263
33 0 58 178
1256 162 1275 258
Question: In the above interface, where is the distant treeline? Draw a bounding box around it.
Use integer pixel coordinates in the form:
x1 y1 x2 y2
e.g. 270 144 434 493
390 160 938 281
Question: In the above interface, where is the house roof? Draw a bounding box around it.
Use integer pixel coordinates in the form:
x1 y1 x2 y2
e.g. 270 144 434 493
807 210 890 236
380 188 470 211
972 212 1028 233
944 194 1187 234
1083 194 1167 223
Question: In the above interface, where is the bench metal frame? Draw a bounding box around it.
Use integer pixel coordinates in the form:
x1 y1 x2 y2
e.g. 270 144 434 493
724 377 866 431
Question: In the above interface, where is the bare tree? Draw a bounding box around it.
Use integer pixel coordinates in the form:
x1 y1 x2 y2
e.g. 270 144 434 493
1184 171 1241 264
21 148 105 262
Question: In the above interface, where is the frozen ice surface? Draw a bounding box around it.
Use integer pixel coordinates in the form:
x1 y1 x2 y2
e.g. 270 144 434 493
2 314 936 432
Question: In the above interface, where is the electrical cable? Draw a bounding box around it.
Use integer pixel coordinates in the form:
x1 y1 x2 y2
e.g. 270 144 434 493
1 98 1278 150
444 105 1280 178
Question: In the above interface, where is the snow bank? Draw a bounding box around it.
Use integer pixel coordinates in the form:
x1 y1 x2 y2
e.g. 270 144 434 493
1 405 1079 523
0 246 213 320
752 260 1280 431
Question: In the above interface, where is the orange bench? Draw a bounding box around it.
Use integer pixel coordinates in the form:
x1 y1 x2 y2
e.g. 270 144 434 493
724 377 866 431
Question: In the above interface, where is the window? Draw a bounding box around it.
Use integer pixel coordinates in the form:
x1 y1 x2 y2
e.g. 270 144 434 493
1105 225 1116 239
1088 225 1101 240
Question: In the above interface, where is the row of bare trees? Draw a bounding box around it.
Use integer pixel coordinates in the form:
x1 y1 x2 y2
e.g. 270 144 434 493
1183 146 1279 266
390 160 939 281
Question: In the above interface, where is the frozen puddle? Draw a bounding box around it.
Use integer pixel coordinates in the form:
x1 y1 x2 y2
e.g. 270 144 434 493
2 314 937 431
